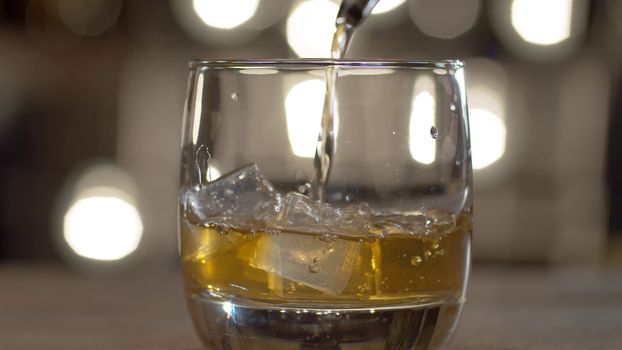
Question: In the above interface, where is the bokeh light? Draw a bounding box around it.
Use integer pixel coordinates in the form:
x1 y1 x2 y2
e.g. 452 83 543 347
64 189 143 261
470 108 506 170
409 0 481 39
170 0 275 46
286 0 339 57
59 164 143 262
511 0 573 45
192 0 260 29
465 58 508 171
25 1 81 50
409 76 436 165
607 0 622 38
58 0 122 36
372 0 407 15
285 79 338 158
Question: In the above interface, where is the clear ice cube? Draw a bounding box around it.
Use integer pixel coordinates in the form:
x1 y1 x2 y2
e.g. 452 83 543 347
184 164 370 295
184 164 279 229
252 192 369 295
252 232 362 295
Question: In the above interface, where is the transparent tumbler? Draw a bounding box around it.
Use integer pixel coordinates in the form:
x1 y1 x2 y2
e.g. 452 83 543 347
179 59 472 350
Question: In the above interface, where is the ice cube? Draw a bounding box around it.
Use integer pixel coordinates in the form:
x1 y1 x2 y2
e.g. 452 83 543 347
252 192 369 295
271 192 369 237
184 164 279 229
252 232 361 295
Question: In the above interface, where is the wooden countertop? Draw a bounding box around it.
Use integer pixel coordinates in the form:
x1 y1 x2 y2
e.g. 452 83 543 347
1 264 620 349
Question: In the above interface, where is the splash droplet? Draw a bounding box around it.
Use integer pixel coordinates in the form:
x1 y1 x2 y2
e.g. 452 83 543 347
430 126 439 139
230 92 239 101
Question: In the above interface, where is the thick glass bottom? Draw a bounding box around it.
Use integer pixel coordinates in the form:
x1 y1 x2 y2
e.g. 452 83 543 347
186 292 463 350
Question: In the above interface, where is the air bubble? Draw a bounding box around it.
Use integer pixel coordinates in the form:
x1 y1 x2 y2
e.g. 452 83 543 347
319 233 337 242
431 240 440 250
216 225 230 236
266 227 281 235
309 258 321 273
449 103 457 112
230 92 239 101
297 182 311 195
411 256 422 266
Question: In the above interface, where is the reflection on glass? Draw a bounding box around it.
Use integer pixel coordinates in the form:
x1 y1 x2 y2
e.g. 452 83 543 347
409 76 436 164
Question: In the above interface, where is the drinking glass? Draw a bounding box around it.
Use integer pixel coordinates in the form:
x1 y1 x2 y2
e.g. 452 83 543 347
179 59 472 349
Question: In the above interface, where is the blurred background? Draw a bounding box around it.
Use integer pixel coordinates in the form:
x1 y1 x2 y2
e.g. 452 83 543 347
0 0 620 268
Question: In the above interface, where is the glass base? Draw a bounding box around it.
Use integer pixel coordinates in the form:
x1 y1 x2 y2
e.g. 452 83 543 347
186 292 463 350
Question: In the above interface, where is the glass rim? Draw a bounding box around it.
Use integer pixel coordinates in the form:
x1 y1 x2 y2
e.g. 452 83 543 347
188 58 463 70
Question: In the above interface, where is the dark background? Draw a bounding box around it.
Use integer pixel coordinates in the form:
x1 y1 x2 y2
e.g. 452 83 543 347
0 0 620 265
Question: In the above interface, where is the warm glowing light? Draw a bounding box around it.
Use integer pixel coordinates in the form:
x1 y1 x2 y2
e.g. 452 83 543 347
64 191 143 261
285 79 338 158
372 0 406 14
466 59 508 170
192 0 259 29
286 0 339 57
511 0 572 45
409 76 436 165
470 108 506 169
